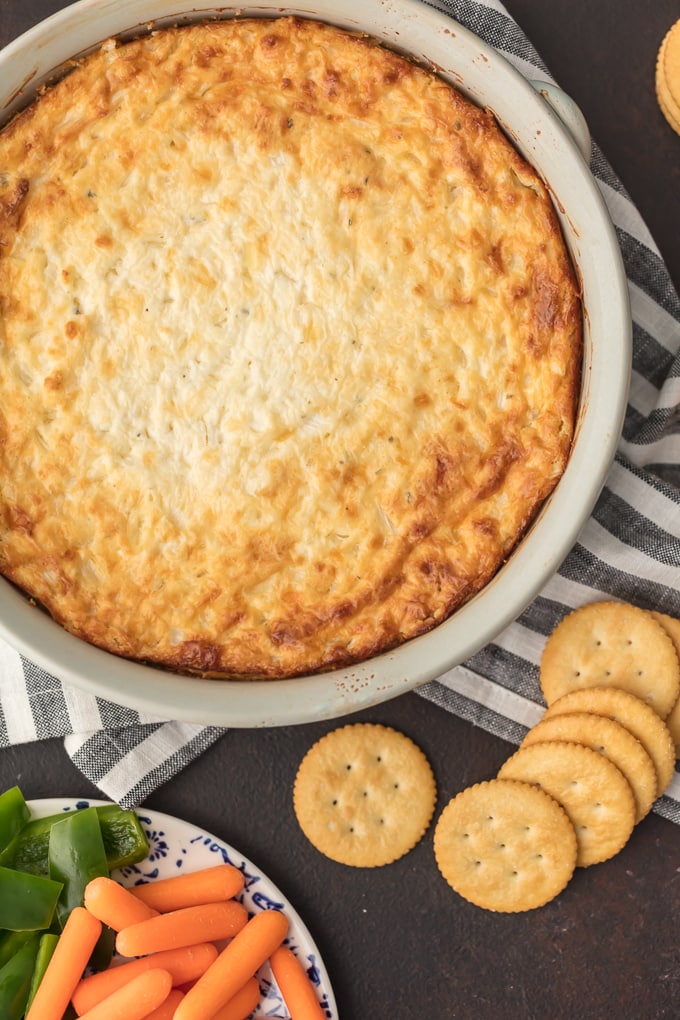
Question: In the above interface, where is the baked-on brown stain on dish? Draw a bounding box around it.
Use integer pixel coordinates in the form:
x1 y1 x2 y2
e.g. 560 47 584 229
0 17 582 679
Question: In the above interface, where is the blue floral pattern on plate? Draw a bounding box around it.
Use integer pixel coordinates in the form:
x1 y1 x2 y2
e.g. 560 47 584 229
28 798 337 1020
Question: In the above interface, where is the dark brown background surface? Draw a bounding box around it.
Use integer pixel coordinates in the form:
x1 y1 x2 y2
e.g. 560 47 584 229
1 2 679 1018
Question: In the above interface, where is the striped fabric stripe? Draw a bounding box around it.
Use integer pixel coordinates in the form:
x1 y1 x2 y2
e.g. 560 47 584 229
64 725 226 811
0 0 677 817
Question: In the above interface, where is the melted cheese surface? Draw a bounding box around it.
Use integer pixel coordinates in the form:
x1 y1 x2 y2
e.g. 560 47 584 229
0 18 582 677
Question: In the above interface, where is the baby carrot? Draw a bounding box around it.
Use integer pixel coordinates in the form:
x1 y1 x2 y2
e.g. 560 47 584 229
25 906 102 1020
130 865 245 913
71 942 218 1015
116 900 247 958
210 977 261 1020
84 876 158 930
77 968 172 1020
173 909 288 1020
143 988 184 1019
270 946 326 1020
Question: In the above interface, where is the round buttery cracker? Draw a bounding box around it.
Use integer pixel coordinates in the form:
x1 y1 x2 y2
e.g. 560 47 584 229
540 601 680 719
498 741 636 867
650 612 680 756
433 779 577 913
544 686 676 794
656 19 680 135
656 76 680 135
521 712 657 822
665 696 680 759
293 723 436 867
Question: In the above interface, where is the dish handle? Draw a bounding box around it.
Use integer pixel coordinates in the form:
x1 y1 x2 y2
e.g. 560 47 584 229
530 80 592 164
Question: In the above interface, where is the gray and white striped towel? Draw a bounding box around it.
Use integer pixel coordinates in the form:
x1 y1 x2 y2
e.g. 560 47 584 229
0 0 678 819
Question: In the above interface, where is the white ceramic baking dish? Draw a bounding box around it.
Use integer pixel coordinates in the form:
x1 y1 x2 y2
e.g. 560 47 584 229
0 0 631 725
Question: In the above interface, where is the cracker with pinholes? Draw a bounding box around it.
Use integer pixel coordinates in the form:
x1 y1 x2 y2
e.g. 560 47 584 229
544 686 676 796
651 611 680 756
540 601 680 719
433 779 577 913
656 19 680 135
521 711 657 822
293 723 436 867
498 740 636 867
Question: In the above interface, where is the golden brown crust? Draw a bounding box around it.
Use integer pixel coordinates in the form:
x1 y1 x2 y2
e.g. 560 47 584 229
0 17 582 678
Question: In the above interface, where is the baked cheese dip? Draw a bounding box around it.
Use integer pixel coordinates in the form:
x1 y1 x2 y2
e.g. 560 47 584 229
0 17 582 678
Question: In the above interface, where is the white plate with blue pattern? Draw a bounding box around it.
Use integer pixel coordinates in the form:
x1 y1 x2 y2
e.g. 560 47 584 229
29 799 338 1020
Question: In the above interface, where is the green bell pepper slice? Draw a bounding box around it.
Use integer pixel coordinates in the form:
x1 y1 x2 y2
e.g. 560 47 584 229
48 808 117 970
0 930 34 971
48 808 109 929
0 788 30 854
0 804 149 876
0 933 40 1020
25 932 59 1012
97 804 150 871
0 868 62 931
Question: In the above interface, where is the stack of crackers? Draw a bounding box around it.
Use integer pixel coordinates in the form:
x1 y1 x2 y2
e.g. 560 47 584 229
436 601 679 911
656 19 680 135
293 600 680 914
